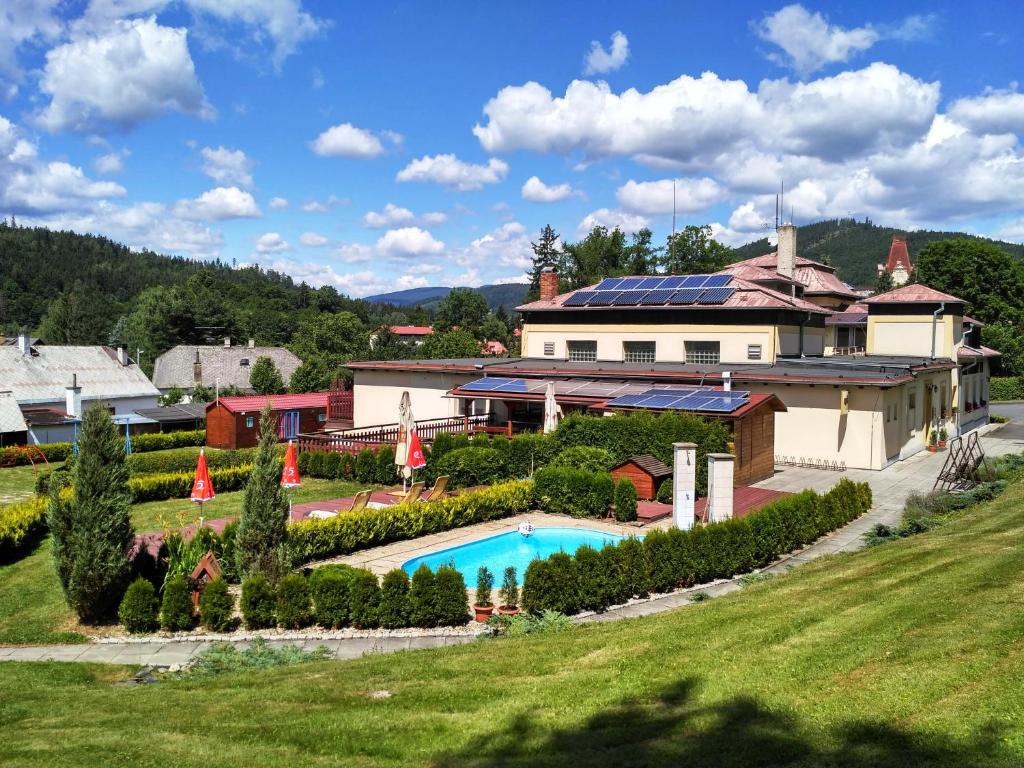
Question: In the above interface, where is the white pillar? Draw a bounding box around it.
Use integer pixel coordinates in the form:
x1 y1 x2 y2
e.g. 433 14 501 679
672 442 696 530
706 453 735 523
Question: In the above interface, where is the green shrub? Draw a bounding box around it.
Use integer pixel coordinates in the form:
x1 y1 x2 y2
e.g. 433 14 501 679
131 430 206 453
199 578 235 632
434 447 505 488
505 432 560 478
408 564 437 628
348 569 381 629
990 376 1024 401
118 577 159 633
451 433 471 451
433 565 470 626
183 637 331 677
656 479 672 504
0 442 73 468
551 446 615 473
574 545 612 613
378 569 411 629
614 478 638 522
494 609 573 637
338 452 355 479
126 446 262 476
475 566 494 607
218 522 240 583
0 496 48 561
430 432 455 461
354 448 376 483
490 435 510 454
375 445 396 485
499 566 518 610
308 568 352 628
128 464 256 503
275 573 312 629
240 575 277 629
287 480 534 564
533 467 614 517
470 433 490 448
160 575 193 631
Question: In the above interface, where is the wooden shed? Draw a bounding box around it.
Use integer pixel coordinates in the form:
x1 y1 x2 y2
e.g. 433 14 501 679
611 455 672 500
205 393 329 450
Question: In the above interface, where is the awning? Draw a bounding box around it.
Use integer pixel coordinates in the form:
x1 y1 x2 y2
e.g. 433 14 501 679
134 403 208 423
957 346 1001 358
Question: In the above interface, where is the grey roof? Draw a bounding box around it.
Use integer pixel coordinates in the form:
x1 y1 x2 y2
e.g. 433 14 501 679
152 345 302 391
134 403 208 423
0 392 27 433
0 345 160 406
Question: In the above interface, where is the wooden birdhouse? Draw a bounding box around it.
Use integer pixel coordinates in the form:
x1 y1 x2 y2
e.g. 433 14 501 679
189 550 223 614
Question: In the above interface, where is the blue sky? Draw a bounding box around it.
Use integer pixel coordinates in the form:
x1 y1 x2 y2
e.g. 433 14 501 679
2 1 1023 296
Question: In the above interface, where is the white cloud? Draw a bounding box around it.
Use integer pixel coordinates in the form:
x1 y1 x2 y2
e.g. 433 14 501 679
301 195 347 212
375 227 445 258
175 186 261 220
0 0 63 81
462 221 534 270
255 232 289 253
310 122 400 158
616 177 724 215
247 257 431 297
299 231 328 246
396 153 509 191
37 17 212 133
363 203 415 228
268 196 289 209
521 175 576 203
200 146 253 188
421 211 448 225
753 5 937 77
578 208 649 236
727 201 771 232
949 88 1024 135
583 30 629 75
5 161 126 213
93 150 129 175
994 218 1024 243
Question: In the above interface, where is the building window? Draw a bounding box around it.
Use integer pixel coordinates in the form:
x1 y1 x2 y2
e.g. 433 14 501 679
623 341 656 364
245 416 254 428
567 340 597 362
543 341 555 356
240 358 250 367
685 341 720 365
747 344 762 361
317 413 327 423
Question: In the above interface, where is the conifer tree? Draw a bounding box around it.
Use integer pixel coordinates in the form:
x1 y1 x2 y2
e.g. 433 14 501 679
48 405 134 622
525 225 561 301
236 404 290 582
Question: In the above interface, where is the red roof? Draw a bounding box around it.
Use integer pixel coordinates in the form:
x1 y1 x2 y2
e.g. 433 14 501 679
481 340 508 355
884 236 913 273
958 345 1001 358
864 284 966 304
730 253 860 299
390 325 433 336
210 393 329 413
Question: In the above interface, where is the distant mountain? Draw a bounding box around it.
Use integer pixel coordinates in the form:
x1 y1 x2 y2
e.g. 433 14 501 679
366 283 529 312
730 218 1024 288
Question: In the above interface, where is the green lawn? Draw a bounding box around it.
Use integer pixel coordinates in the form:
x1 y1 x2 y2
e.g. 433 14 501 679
3 481 1024 766
0 465 42 504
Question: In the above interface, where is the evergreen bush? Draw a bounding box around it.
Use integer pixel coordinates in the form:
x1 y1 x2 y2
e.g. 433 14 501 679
199 578 235 632
378 569 411 629
500 566 519 610
118 577 159 633
355 448 376 483
451 433 471 451
375 445 396 485
240 575 277 629
614 478 638 522
434 447 505 488
347 569 382 629
533 467 614 517
275 573 312 629
470 433 490 448
433 565 469 626
408 564 437 628
430 432 455 461
236 405 290 582
574 545 612 612
311 569 353 628
160 575 193 631
475 566 494 607
551 446 615 473
339 452 355 479
656 479 672 504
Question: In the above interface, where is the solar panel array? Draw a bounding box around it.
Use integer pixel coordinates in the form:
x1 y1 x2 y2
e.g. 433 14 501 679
606 388 751 414
566 274 734 308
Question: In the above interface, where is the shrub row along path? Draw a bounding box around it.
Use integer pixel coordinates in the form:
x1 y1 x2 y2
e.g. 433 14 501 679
2 421 1019 666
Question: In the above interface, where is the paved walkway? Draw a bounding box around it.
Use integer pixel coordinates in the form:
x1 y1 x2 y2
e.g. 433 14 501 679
3 423 1018 667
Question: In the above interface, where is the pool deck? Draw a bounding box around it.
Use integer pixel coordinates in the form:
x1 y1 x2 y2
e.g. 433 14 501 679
306 512 650 578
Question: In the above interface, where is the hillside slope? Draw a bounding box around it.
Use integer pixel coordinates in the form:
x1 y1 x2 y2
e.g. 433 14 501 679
366 282 528 311
731 218 1024 288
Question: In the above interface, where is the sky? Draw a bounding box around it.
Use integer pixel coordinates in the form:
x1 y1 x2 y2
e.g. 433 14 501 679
2 0 1024 297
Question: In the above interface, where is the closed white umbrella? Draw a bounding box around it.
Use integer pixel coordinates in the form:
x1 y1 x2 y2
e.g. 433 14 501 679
543 381 562 434
395 391 415 487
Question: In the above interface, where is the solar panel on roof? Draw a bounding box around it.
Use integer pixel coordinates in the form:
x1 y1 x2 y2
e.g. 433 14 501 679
638 394 682 408
668 288 705 304
606 394 647 407
636 277 666 289
658 276 685 289
616 277 645 290
679 275 708 288
460 378 506 392
562 291 596 307
639 288 675 305
611 289 649 305
696 287 735 305
587 291 621 306
702 275 731 288
492 379 529 393
594 278 624 291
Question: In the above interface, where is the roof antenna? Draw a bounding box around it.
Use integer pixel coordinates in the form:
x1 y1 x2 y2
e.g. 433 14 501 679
780 179 785 224
775 193 779 230
670 179 677 271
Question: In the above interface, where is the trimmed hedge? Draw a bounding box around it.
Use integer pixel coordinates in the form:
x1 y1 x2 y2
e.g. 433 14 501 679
379 569 411 628
0 442 72 468
0 429 206 468
241 575 277 629
160 575 193 631
348 569 382 629
126 446 268 476
311 568 354 628
550 446 615 473
118 577 160 633
0 496 48 560
275 573 312 629
990 376 1024 401
128 464 263 503
433 447 506 488
199 578 235 631
614 478 638 522
523 478 872 615
287 480 534 564
532 467 614 517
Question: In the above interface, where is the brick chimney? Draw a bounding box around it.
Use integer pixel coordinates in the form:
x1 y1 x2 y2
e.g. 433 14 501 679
776 223 796 279
539 267 559 301
223 337 231 347
17 332 30 356
116 346 128 366
65 374 82 420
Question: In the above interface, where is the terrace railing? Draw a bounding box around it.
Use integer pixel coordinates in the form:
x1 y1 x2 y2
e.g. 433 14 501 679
296 413 494 454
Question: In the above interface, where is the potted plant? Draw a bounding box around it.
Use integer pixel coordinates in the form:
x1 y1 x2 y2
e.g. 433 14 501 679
927 430 938 453
473 566 495 623
938 425 948 449
497 566 520 616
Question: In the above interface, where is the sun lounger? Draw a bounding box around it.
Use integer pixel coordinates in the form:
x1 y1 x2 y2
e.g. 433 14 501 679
395 481 425 505
335 489 371 514
421 475 449 502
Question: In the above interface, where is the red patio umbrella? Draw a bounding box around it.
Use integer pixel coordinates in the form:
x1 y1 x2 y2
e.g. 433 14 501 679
280 440 301 488
406 428 427 473
190 449 215 517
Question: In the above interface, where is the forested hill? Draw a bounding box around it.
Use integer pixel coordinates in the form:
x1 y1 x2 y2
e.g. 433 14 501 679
731 218 1024 288
365 283 527 311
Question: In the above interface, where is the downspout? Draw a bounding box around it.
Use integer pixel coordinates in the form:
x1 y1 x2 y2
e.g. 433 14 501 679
798 312 812 358
930 302 946 360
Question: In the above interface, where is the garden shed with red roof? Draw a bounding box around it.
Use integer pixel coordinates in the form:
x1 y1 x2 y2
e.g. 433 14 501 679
205 392 329 449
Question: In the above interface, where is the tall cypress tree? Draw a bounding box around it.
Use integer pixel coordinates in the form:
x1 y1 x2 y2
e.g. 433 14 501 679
525 225 561 301
48 405 134 622
236 404 290 582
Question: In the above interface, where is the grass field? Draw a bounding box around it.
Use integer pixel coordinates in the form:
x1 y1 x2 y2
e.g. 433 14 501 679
2 479 1024 766
0 465 41 503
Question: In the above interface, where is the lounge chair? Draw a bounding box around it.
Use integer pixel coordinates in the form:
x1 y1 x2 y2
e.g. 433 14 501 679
336 489 371 514
395 481 425 506
421 475 449 502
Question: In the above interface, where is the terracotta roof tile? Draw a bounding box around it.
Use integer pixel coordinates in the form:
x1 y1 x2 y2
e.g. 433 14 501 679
731 253 859 299
884 236 913 272
390 326 433 335
864 284 966 304
211 393 329 413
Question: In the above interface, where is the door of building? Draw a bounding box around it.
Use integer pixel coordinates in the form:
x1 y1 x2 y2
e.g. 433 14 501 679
278 410 300 439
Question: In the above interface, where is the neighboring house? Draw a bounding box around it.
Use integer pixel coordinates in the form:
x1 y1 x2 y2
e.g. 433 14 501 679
342 223 997 472
0 334 160 444
877 235 913 287
152 339 301 395
385 326 433 346
481 340 508 356
206 393 329 449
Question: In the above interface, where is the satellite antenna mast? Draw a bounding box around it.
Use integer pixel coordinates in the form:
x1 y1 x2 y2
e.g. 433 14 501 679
670 179 677 269
775 194 779 230
780 179 785 224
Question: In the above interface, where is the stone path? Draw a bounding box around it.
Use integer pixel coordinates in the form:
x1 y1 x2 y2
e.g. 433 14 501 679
2 423 1017 666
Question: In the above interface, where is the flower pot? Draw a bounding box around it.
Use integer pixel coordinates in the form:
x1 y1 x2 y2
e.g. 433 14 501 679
497 605 521 616
938 440 947 449
927 444 938 453
473 604 494 623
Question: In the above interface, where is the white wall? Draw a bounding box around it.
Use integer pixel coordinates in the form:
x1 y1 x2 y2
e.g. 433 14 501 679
352 369 478 428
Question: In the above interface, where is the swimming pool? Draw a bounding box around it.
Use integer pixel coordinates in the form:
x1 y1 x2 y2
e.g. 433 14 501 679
402 526 626 585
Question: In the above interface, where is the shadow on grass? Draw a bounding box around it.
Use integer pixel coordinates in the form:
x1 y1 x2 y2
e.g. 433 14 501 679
434 677 1010 768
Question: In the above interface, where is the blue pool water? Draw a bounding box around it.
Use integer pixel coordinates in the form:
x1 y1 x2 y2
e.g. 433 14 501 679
402 527 626 585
